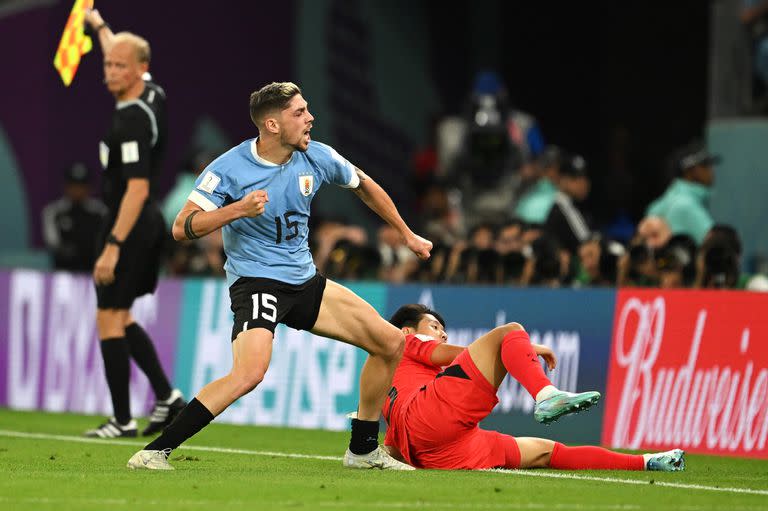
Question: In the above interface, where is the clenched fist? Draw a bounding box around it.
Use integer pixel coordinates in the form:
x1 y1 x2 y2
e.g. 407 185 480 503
84 9 105 30
405 233 433 260
239 190 269 217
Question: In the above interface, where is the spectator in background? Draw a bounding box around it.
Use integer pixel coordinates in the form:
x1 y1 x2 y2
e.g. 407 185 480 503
741 0 768 111
163 150 225 276
378 224 418 283
636 216 672 251
697 224 766 290
310 217 368 274
445 71 544 226
515 146 562 224
445 223 497 283
419 183 464 246
618 241 657 287
654 234 697 288
698 241 740 289
162 150 225 277
521 235 563 288
495 219 526 284
576 236 625 287
646 141 719 244
42 163 107 272
544 153 592 258
324 240 382 281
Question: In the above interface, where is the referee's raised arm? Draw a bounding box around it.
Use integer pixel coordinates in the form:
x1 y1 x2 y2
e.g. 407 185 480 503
84 9 115 54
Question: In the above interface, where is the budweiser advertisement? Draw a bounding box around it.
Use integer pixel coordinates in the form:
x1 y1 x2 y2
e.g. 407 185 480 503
602 289 768 458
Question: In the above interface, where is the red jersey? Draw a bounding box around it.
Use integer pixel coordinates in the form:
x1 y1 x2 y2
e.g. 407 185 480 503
382 334 449 460
390 334 444 401
383 336 512 470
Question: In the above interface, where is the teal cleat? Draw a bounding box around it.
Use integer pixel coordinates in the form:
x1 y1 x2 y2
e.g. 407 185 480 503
646 449 685 472
533 390 601 424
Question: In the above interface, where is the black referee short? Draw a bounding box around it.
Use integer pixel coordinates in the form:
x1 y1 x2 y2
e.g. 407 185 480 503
229 273 327 341
95 203 167 310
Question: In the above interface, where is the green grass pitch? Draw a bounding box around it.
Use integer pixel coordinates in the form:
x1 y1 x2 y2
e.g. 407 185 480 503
1 409 767 511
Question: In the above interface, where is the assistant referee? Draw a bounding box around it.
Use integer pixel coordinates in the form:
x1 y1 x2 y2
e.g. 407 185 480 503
83 9 185 439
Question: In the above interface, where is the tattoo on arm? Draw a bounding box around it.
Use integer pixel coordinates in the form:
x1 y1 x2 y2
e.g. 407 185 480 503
184 210 201 240
352 168 369 197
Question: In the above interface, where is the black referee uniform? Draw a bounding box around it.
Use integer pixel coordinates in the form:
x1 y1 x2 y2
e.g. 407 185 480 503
96 80 167 308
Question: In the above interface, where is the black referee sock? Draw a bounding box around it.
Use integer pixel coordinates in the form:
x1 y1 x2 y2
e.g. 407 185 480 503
349 418 379 455
125 323 172 401
145 398 214 451
99 338 132 424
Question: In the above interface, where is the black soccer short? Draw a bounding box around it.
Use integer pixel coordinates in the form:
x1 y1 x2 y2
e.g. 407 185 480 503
95 204 167 309
229 273 327 341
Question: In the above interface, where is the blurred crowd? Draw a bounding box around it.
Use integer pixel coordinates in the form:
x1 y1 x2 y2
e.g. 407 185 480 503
42 65 768 291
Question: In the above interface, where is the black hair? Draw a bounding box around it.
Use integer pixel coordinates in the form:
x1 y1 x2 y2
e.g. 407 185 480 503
703 244 739 289
704 224 742 257
389 304 446 330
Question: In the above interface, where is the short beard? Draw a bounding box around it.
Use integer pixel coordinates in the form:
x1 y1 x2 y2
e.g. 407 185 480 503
283 134 308 153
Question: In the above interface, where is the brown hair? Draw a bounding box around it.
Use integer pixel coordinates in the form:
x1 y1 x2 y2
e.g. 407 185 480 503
249 82 302 127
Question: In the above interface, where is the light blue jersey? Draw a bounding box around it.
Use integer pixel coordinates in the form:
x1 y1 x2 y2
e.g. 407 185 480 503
188 139 359 286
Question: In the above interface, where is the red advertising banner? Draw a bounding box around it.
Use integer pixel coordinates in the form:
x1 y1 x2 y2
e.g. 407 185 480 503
602 289 768 458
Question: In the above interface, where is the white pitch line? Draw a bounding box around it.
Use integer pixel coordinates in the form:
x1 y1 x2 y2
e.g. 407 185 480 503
486 468 768 496
2 429 767 497
0 429 340 460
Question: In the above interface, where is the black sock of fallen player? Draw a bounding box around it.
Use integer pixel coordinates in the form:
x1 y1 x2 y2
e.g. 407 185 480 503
349 418 379 455
100 338 132 424
125 323 172 401
144 398 214 451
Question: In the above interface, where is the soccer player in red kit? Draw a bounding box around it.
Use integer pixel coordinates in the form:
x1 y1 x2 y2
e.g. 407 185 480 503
382 304 685 472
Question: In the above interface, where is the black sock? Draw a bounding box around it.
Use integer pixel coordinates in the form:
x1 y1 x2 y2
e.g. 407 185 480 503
100 338 131 424
125 323 172 401
349 418 379 455
145 398 214 451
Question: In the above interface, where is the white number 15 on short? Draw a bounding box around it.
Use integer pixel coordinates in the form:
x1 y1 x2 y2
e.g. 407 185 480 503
251 293 278 323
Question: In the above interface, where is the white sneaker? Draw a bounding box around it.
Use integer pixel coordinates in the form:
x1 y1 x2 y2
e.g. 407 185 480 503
127 449 174 470
343 446 415 470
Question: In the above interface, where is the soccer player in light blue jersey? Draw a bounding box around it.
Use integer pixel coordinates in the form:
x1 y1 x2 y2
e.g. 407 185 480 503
128 82 432 470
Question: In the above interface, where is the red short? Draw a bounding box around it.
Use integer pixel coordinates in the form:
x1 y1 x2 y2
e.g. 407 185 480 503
394 349 521 470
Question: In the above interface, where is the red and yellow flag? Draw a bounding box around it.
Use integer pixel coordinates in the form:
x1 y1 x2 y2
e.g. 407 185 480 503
53 0 94 86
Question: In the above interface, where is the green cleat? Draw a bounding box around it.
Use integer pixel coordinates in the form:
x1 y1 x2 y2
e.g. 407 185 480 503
646 449 685 472
533 390 601 424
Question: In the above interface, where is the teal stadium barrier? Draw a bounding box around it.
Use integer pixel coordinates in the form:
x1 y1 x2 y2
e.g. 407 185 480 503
0 270 614 444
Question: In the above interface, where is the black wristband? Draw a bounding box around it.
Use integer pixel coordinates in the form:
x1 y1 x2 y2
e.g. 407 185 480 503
106 234 123 247
94 22 110 32
184 211 201 240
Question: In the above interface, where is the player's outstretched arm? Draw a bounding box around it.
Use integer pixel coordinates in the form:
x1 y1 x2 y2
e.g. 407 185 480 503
429 344 466 366
172 190 268 241
84 9 115 54
350 168 432 259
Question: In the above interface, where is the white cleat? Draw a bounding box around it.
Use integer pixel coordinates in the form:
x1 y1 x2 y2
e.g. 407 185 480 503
127 449 174 470
343 446 415 470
